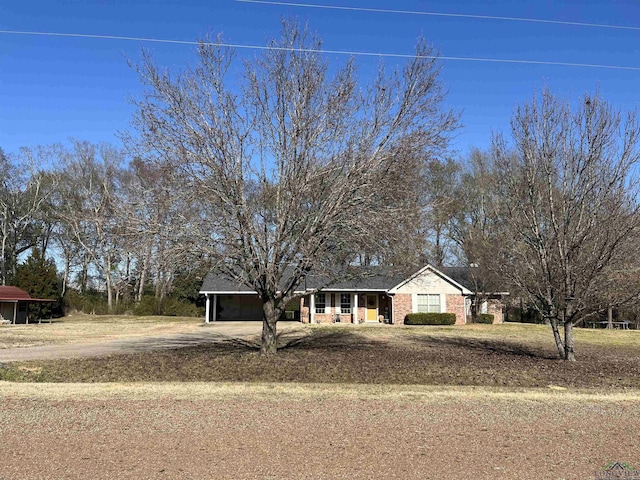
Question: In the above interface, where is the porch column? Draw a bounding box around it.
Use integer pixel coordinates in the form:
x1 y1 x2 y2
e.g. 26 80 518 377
13 302 17 325
212 294 218 322
353 293 358 324
205 294 211 323
310 294 315 324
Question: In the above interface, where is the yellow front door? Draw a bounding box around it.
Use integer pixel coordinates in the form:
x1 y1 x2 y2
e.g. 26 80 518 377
366 295 378 322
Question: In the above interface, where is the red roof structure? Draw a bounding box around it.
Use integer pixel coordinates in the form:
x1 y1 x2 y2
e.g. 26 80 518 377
0 286 55 324
0 286 33 301
0 286 54 303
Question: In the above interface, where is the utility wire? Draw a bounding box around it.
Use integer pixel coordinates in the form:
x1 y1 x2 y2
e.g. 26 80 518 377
1 29 640 71
235 0 640 32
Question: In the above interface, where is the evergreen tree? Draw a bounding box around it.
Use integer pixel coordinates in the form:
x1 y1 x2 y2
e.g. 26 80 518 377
14 248 63 319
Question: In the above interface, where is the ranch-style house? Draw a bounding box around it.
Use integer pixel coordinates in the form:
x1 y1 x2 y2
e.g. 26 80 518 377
200 264 505 325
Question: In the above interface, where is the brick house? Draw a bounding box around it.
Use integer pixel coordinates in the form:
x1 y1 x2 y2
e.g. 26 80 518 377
200 265 506 325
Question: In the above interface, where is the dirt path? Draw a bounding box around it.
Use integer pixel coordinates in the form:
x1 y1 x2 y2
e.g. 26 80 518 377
0 385 638 480
0 321 304 362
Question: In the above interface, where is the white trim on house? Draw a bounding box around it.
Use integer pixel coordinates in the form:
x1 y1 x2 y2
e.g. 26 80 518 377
310 293 315 323
309 288 388 292
353 293 359 323
199 289 307 295
199 290 260 295
388 265 472 295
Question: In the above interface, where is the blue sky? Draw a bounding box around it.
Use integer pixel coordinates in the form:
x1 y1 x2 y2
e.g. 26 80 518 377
1 0 640 158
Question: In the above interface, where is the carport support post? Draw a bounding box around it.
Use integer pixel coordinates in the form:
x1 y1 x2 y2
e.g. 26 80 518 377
205 294 210 323
12 302 17 324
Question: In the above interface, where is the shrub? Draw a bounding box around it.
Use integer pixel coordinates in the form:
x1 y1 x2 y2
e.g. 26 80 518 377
405 312 456 325
133 295 160 316
476 313 494 324
161 297 203 317
134 295 204 317
64 289 109 315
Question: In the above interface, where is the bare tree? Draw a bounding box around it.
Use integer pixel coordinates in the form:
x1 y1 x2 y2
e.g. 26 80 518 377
421 157 461 266
491 89 640 361
125 21 457 354
0 147 52 285
449 149 504 321
123 158 189 304
54 140 128 313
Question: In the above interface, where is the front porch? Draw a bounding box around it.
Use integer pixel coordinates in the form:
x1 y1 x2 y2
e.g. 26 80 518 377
301 292 392 324
202 292 393 324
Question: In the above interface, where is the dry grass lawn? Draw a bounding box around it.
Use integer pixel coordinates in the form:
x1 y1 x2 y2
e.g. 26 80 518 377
2 321 640 479
0 313 202 349
0 382 638 480
1 322 639 389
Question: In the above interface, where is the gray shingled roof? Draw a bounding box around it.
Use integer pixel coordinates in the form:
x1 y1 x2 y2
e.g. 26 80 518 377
200 272 256 293
200 267 408 293
439 266 505 293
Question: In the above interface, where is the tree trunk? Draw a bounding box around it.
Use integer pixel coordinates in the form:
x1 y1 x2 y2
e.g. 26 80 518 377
261 298 281 355
470 300 479 323
80 253 90 294
62 254 70 297
563 321 576 361
0 229 6 286
548 316 565 359
105 257 113 314
136 247 151 302
607 306 613 329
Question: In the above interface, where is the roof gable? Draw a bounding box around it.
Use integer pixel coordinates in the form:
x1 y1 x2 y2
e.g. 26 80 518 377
388 265 472 295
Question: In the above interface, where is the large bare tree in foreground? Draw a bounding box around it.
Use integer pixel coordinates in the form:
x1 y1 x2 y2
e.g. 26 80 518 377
492 90 640 361
126 21 457 353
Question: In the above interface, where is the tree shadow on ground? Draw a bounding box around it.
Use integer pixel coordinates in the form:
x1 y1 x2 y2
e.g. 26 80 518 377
277 328 379 351
406 334 559 360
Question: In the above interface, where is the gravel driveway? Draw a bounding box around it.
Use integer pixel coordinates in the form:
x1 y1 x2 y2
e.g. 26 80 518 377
0 321 303 362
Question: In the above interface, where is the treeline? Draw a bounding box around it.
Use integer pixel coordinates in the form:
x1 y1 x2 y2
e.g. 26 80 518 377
3 90 640 357
0 141 206 317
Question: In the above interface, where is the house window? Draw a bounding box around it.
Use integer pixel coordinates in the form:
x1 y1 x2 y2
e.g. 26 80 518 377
315 293 326 314
480 300 488 314
340 294 351 314
417 294 441 313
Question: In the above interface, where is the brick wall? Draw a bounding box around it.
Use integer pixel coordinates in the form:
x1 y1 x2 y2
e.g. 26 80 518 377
392 294 412 325
446 294 467 325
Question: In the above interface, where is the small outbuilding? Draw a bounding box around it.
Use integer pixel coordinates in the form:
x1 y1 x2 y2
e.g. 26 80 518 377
0 286 55 324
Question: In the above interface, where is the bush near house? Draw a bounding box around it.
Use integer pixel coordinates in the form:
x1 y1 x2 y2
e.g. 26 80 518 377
405 312 456 325
475 314 495 324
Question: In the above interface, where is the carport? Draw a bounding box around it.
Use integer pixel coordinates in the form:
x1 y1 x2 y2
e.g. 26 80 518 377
0 286 55 324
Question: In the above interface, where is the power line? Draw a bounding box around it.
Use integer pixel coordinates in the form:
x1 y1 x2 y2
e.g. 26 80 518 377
1 29 640 71
235 0 640 32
